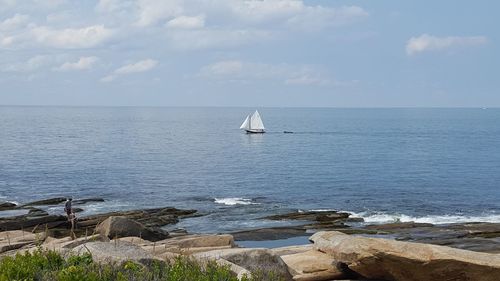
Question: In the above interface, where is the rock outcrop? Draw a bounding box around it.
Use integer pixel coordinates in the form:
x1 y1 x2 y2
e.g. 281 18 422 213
71 241 153 264
195 248 293 280
310 231 500 281
281 250 345 281
0 202 17 211
96 216 169 242
0 230 46 254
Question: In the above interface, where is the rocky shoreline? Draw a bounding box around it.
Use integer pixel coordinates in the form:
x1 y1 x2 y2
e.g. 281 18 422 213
1 198 500 280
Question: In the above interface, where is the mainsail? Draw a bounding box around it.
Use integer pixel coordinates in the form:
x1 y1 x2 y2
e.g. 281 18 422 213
250 110 265 130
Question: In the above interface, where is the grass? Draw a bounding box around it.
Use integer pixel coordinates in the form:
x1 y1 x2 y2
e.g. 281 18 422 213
0 249 285 281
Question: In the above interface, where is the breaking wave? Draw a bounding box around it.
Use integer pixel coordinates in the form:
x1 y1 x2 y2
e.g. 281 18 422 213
214 197 258 206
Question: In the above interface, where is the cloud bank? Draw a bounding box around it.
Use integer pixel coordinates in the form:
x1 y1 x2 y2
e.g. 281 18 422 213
406 34 487 55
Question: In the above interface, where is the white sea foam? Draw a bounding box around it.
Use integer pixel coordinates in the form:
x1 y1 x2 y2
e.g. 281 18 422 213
214 197 257 206
348 211 500 225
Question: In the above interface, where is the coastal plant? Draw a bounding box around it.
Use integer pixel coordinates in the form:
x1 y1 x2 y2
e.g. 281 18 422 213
0 250 283 281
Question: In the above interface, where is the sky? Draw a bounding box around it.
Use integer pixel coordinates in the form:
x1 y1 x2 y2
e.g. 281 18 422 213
0 0 498 107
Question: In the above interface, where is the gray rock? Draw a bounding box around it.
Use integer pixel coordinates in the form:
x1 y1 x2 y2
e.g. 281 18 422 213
96 216 169 242
195 248 293 280
71 241 152 263
22 197 66 206
0 202 17 211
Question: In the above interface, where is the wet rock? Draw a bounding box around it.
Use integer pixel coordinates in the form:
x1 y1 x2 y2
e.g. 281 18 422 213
0 202 17 211
73 198 105 204
96 216 169 242
0 214 67 231
365 222 434 230
27 208 49 217
22 197 67 206
72 208 84 213
264 211 350 222
232 226 307 241
366 222 500 253
310 231 500 281
78 207 198 230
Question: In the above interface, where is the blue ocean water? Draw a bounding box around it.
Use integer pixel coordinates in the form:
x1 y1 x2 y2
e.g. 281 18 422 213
0 107 499 233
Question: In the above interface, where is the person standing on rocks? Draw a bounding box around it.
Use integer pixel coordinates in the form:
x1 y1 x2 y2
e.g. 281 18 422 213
64 198 72 219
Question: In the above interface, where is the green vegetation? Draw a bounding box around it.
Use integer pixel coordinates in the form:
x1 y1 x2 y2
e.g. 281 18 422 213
0 249 284 281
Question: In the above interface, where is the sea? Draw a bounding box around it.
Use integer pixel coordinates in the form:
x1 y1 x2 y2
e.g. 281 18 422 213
1 106 499 234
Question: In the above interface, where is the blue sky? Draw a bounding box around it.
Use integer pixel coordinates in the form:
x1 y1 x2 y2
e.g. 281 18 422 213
0 0 498 107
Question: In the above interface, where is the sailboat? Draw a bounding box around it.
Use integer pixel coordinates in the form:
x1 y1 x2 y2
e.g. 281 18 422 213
240 110 265 133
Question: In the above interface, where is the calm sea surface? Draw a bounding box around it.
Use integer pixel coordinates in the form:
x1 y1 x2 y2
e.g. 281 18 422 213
1 107 499 233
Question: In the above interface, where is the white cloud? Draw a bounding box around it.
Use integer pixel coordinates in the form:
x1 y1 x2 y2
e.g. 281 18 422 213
200 60 329 86
228 0 304 23
101 59 158 82
287 5 369 31
0 14 30 31
55 56 99 71
285 75 327 86
1 24 115 49
166 28 271 50
406 34 487 55
31 25 114 49
135 0 183 27
0 55 51 72
166 15 204 29
95 0 134 13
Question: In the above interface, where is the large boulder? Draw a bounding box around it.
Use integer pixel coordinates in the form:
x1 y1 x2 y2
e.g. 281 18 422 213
96 216 169 242
310 231 500 281
71 241 152 264
195 248 293 280
281 250 345 281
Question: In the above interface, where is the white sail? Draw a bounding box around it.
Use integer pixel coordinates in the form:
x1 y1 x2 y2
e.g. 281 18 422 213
240 115 250 130
250 110 265 130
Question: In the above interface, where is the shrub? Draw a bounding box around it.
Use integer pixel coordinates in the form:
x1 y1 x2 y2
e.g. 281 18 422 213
0 250 283 281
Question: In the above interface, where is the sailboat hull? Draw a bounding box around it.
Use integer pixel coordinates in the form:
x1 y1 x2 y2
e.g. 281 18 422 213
246 129 265 134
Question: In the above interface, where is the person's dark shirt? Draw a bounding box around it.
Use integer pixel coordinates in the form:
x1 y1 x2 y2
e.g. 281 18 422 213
65 200 72 211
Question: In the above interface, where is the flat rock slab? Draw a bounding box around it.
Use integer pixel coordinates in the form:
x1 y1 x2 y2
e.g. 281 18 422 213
155 234 235 248
71 241 153 264
281 250 345 281
0 214 67 231
0 230 47 254
310 231 500 281
264 211 351 222
232 226 308 241
271 245 312 256
22 197 67 206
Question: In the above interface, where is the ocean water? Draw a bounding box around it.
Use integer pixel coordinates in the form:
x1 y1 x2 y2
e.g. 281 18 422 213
1 106 499 233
